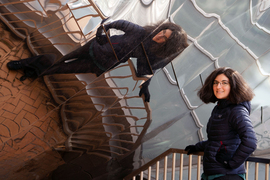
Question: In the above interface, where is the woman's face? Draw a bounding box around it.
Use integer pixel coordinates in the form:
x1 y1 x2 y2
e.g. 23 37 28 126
213 74 231 100
152 29 172 43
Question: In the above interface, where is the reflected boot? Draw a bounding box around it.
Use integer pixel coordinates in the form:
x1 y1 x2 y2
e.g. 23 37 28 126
20 67 38 81
7 60 37 81
7 54 56 81
7 60 24 70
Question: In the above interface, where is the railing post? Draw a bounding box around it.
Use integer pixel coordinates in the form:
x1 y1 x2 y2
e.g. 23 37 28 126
188 155 192 180
148 166 151 179
246 161 249 180
164 156 168 180
255 162 259 180
156 161 160 180
265 163 269 180
172 153 176 180
197 155 201 180
179 153 183 180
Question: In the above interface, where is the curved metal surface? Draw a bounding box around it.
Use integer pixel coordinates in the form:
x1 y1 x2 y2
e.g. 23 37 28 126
0 0 270 179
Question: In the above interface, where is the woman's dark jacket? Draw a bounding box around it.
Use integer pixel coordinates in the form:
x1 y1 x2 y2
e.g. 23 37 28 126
195 100 257 175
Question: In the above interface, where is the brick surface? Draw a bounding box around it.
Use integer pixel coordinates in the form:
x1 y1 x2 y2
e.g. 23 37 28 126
0 116 5 123
24 112 39 124
0 109 4 116
2 110 16 120
10 94 23 107
13 100 26 114
0 18 67 180
5 71 17 83
2 119 20 137
33 95 44 108
0 85 12 97
20 94 35 106
20 118 30 128
30 127 46 140
0 136 9 143
1 81 19 96
30 87 40 100
2 103 16 112
0 96 12 105
20 89 31 97
24 104 37 113
0 124 11 137
15 132 36 149
49 118 61 131
36 104 49 119
14 110 27 126
39 118 51 132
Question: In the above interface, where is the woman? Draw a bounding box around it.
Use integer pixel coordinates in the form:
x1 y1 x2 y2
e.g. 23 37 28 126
7 19 188 102
185 67 257 180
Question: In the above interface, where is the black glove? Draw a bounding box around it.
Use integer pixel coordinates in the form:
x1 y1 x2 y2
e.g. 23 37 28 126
216 149 231 169
139 84 150 102
96 17 110 45
96 27 107 45
184 145 197 155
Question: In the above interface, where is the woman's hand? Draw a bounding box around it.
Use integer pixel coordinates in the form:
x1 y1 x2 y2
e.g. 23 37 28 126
216 149 231 169
139 79 151 102
96 17 110 45
96 26 107 45
185 145 197 155
139 84 150 102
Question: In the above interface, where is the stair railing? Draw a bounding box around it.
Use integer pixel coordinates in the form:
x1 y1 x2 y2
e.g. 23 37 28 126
123 148 270 180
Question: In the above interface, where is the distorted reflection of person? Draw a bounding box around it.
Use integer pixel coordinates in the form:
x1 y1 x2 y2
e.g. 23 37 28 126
185 67 257 180
7 19 189 102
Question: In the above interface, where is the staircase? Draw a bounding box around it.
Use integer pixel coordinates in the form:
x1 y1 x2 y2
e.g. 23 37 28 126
123 148 270 180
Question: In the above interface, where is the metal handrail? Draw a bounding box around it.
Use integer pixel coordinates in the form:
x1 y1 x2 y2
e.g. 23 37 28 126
123 148 270 180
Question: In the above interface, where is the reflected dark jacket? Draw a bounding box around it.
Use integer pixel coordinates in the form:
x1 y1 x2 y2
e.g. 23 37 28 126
25 20 171 78
94 20 172 76
195 100 257 175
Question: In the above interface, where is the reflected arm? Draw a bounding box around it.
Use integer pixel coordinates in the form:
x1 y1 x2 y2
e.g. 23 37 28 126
102 20 142 33
96 19 144 46
139 78 152 102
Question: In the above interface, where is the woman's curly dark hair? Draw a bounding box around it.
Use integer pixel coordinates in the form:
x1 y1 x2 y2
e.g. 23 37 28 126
144 21 189 58
198 67 254 104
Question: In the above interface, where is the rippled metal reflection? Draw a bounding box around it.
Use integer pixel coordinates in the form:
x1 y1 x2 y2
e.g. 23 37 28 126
0 0 270 179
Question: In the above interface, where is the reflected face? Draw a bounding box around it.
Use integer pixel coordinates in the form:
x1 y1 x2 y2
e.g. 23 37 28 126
213 74 231 100
152 29 172 43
